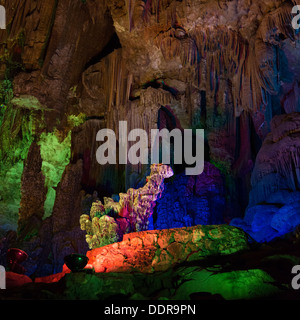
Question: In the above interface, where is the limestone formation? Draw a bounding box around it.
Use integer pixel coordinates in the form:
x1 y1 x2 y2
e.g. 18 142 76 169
0 0 299 277
80 164 174 249
80 224 249 273
231 113 300 242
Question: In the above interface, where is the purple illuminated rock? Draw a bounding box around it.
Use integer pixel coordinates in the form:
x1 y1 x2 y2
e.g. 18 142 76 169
155 162 226 229
80 164 174 249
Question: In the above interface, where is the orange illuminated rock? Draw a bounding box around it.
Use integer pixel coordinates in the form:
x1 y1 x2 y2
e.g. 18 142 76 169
84 225 249 273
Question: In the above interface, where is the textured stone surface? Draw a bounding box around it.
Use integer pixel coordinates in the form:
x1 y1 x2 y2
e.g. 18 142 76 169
50 160 88 272
18 142 46 227
5 271 32 289
83 225 249 273
10 239 300 300
249 113 300 207
80 164 174 249
33 224 248 281
231 113 300 242
1 266 282 300
1 0 300 279
173 268 279 300
6 0 115 113
271 202 300 234
154 162 225 229
0 0 57 71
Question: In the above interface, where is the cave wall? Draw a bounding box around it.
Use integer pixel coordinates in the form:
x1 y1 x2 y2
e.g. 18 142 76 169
231 112 300 242
0 0 299 276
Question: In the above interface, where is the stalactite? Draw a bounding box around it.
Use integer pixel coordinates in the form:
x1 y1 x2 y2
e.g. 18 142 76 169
257 2 296 43
141 0 153 23
128 0 135 31
86 49 132 115
249 112 300 206
129 0 164 28
250 145 300 206
105 1 299 193
128 0 298 127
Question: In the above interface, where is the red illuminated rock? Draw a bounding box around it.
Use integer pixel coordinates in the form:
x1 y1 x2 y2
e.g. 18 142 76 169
83 225 248 273
6 272 32 289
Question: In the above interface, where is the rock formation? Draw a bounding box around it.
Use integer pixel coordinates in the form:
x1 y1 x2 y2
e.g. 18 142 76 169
84 224 249 273
80 164 174 249
154 162 226 229
34 223 248 281
231 112 300 242
0 0 299 277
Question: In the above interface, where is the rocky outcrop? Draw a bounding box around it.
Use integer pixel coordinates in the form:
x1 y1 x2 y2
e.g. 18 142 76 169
50 160 89 273
80 164 174 249
1 0 300 278
8 228 300 300
33 223 248 284
154 162 226 229
2 0 115 112
34 266 279 300
103 0 300 216
18 142 46 229
84 224 249 273
5 271 32 289
231 112 300 242
5 264 285 300
0 0 57 72
250 113 300 206
0 0 126 277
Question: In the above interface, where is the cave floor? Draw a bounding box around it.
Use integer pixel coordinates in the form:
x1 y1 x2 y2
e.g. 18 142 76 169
1 237 300 300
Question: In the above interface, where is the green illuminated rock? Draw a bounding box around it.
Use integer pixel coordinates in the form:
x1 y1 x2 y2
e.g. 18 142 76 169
173 267 280 300
33 265 281 300
84 224 249 273
38 131 71 219
0 107 36 236
11 95 50 110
